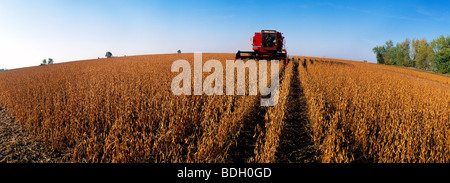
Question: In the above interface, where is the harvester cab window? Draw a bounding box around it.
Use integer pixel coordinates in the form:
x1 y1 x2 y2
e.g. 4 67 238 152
262 33 276 48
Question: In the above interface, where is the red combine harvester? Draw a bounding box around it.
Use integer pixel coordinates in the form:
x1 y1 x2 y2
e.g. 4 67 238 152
236 30 289 64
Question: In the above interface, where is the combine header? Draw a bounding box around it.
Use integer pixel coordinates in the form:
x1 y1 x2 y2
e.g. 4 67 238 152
236 30 289 64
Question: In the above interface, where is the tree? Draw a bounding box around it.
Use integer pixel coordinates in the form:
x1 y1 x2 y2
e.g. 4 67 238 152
372 46 385 64
430 35 450 73
374 35 450 73
435 49 450 73
105 51 113 58
41 59 47 66
411 39 432 69
396 39 411 67
177 50 182 54
48 58 54 65
383 40 397 65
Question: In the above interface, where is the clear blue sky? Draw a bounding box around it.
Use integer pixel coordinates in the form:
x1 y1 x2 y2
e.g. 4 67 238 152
1 0 449 69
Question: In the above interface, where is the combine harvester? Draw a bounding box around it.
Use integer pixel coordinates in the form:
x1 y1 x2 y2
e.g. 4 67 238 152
236 30 289 64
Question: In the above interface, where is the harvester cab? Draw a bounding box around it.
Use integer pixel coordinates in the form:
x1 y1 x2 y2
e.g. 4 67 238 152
236 30 289 64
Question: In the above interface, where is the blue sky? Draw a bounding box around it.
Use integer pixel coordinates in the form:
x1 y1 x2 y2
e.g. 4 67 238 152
1 0 449 69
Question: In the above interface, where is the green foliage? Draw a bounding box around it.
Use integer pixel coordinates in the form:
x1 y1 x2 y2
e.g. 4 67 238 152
396 39 411 67
411 39 431 69
430 35 450 73
40 59 47 66
374 35 450 73
434 48 450 73
384 40 397 65
372 46 385 64
105 51 113 58
40 58 54 66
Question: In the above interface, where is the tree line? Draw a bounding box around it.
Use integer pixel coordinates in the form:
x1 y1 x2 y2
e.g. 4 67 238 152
40 58 54 66
373 35 450 73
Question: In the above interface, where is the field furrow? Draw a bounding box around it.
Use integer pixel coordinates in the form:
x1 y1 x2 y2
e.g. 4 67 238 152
275 59 317 163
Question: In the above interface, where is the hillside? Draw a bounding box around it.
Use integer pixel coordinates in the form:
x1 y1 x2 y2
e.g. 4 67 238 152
0 53 449 163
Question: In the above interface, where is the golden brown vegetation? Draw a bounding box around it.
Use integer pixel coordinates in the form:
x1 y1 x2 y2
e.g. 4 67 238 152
1 54 449 163
252 60 293 163
0 53 286 163
295 56 450 163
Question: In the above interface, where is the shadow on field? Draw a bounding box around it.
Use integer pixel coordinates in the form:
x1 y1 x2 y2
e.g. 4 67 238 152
275 60 318 163
225 61 287 163
225 103 268 163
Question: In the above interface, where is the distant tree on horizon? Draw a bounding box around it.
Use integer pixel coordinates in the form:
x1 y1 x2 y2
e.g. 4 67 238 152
106 51 113 58
48 58 54 65
177 50 182 54
372 46 385 64
396 39 411 67
430 35 450 73
40 59 47 66
411 38 432 70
